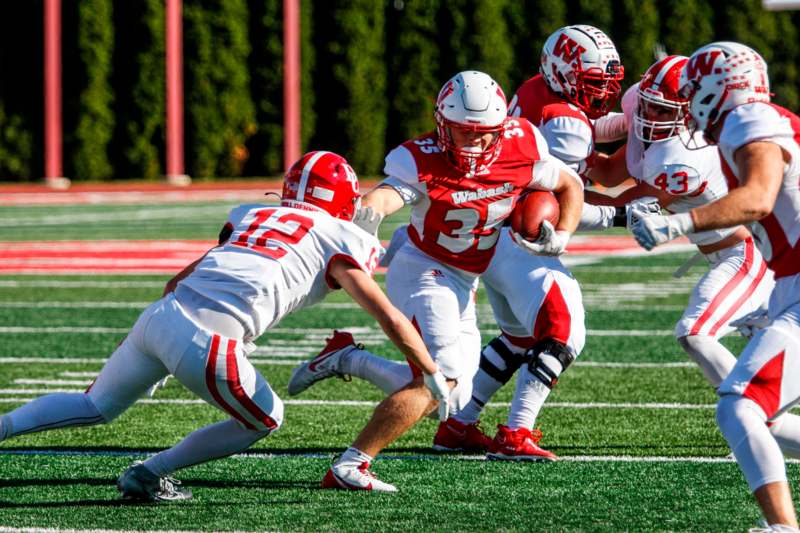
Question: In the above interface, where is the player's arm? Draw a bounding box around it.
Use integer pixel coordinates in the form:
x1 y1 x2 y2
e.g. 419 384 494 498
551 168 583 234
585 181 675 208
329 259 438 376
689 142 784 231
586 144 630 187
360 185 406 218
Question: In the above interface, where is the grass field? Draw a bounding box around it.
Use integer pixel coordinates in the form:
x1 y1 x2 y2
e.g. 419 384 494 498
0 200 797 532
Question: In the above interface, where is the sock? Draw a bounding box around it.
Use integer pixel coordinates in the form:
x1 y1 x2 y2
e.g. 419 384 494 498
769 414 800 460
717 395 787 492
340 348 413 395
507 353 563 430
3 393 105 438
144 419 271 476
335 447 373 468
456 336 528 424
678 335 737 388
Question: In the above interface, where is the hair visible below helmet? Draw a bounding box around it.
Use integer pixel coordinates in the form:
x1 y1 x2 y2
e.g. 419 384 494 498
281 151 360 221
634 55 689 143
679 41 770 134
540 24 624 119
434 70 508 174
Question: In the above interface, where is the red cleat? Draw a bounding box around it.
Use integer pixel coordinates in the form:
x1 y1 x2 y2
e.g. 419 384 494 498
432 417 492 452
486 424 558 462
287 330 357 396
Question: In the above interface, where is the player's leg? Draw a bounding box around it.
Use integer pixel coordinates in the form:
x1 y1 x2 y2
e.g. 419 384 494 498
492 265 586 461
676 240 772 387
0 303 169 441
716 303 800 528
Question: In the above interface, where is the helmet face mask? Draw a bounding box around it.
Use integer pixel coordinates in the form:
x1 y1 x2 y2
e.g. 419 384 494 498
434 71 508 175
281 151 361 221
541 25 624 119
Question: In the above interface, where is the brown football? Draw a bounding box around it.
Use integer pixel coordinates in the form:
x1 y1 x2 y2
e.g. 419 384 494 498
510 191 560 241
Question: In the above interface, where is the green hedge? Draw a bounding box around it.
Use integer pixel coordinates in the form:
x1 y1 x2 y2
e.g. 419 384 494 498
1 0 799 180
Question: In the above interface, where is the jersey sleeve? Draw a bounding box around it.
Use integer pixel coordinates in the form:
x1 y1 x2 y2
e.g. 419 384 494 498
720 102 795 153
323 227 383 289
621 83 639 124
382 145 424 204
539 113 593 172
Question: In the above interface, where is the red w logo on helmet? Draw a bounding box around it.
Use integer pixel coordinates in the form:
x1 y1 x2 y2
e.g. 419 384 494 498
552 33 585 65
685 51 722 81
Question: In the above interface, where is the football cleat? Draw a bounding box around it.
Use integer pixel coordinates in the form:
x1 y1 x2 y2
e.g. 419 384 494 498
432 418 492 452
287 330 359 396
117 461 193 502
486 424 558 462
321 461 398 493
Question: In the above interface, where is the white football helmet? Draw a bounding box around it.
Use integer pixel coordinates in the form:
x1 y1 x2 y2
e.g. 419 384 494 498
434 70 508 174
679 41 770 134
540 25 624 119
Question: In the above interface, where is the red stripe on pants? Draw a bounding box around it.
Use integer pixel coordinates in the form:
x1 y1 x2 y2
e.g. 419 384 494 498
224 338 278 431
533 281 571 344
205 334 257 430
743 350 785 419
689 238 754 336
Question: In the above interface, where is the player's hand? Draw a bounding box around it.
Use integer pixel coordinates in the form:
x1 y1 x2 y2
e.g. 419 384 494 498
379 225 409 267
423 370 450 421
630 209 693 251
352 205 383 236
511 221 570 256
729 307 771 339
625 198 661 229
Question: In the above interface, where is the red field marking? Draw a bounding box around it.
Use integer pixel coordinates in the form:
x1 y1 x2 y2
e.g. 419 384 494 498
0 236 692 274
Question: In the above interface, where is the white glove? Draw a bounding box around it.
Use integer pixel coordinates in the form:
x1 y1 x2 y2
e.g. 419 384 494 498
379 225 409 267
511 221 571 256
352 205 384 236
729 307 771 339
423 370 450 421
625 198 661 229
630 210 694 251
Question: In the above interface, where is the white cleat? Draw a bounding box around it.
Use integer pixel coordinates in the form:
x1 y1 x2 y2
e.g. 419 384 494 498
321 461 398 492
287 330 358 396
117 461 192 502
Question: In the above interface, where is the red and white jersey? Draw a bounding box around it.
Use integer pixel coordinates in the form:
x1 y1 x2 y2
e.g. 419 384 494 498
508 74 594 171
717 102 800 279
179 204 382 339
622 83 736 246
382 118 566 274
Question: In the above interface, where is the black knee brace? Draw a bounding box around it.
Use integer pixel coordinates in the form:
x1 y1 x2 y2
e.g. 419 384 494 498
478 337 529 385
526 339 575 389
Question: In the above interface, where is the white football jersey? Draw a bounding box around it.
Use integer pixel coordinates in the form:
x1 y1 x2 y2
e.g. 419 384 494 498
623 83 736 246
179 204 382 339
718 102 800 279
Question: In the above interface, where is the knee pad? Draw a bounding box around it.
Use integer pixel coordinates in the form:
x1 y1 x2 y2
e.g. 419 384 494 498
478 337 528 386
526 339 575 389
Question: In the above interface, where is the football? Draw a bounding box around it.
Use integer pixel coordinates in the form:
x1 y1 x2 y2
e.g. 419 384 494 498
509 191 560 241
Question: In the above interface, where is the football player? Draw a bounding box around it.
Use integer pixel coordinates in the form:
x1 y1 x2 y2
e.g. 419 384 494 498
433 25 622 460
292 70 584 481
0 151 450 499
631 42 800 531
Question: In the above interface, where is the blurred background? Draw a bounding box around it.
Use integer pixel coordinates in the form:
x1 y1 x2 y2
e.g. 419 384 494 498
1 0 799 182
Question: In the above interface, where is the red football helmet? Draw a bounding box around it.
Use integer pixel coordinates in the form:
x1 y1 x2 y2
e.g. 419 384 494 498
434 70 508 175
634 55 689 142
281 151 360 221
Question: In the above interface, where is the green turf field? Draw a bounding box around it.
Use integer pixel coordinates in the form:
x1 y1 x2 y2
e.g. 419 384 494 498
0 201 794 532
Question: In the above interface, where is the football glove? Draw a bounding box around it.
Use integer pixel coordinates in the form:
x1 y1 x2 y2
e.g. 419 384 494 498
379 225 409 267
729 306 771 339
423 370 450 421
352 205 384 236
630 210 694 251
511 221 571 256
625 198 661 228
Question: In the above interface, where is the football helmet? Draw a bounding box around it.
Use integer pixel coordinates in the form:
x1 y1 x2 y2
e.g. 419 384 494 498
679 42 770 134
434 70 508 174
281 151 360 221
634 55 689 142
540 25 624 119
